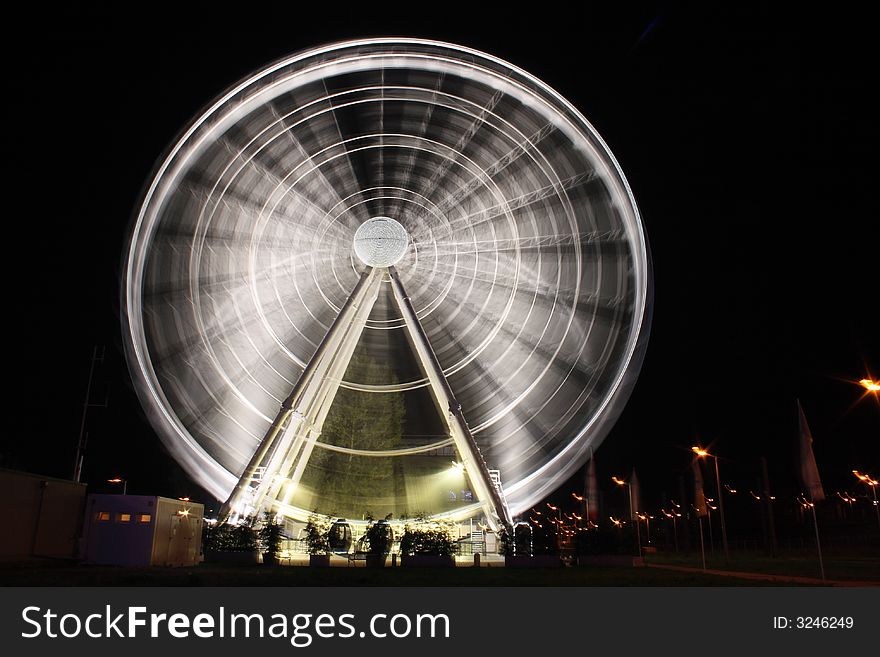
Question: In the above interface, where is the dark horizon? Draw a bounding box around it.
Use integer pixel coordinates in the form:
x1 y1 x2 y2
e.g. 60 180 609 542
4 5 877 528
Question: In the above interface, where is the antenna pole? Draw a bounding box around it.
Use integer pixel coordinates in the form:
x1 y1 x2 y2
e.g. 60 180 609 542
73 346 106 482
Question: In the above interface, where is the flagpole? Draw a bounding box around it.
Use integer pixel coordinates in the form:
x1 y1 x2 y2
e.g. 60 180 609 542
809 496 825 581
627 482 642 558
797 400 826 581
713 455 730 561
698 516 706 571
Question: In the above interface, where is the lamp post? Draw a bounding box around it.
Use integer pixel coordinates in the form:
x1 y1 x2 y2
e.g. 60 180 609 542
547 503 562 550
637 512 652 544
705 497 716 555
612 476 642 558
693 447 729 561
572 492 588 529
108 477 127 495
610 516 624 539
661 508 680 551
853 470 880 529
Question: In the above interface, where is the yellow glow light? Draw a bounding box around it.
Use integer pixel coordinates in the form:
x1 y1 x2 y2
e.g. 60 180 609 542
691 446 709 457
859 378 880 392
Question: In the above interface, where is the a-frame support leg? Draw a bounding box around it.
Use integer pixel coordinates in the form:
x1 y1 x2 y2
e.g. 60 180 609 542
388 266 512 532
219 267 383 520
220 266 512 533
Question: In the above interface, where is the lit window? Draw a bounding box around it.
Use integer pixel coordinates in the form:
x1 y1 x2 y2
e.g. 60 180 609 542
137 513 152 524
118 513 131 523
97 512 111 522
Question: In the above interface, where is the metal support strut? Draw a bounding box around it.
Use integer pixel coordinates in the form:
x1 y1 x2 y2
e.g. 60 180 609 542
219 268 382 520
388 266 512 532
220 265 512 533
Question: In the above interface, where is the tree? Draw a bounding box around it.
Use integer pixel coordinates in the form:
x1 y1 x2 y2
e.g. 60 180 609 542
399 517 457 556
300 344 405 517
258 511 284 559
303 513 332 555
203 516 259 553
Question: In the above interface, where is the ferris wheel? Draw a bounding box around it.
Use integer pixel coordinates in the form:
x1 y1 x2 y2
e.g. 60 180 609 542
123 39 651 530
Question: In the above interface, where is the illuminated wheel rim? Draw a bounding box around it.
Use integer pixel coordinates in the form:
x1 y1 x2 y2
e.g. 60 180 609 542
123 39 652 519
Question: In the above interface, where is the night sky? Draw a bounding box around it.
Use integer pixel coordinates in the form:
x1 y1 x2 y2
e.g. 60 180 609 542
5 4 877 527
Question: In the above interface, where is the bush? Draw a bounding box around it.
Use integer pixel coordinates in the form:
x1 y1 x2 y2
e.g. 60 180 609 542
498 523 534 556
203 515 259 552
230 515 259 551
399 519 457 556
304 513 333 555
258 511 284 557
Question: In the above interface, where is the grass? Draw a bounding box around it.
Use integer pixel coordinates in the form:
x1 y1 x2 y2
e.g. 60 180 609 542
644 550 880 582
0 561 806 587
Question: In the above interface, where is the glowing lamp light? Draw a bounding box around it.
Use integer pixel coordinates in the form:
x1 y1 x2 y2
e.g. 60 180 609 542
853 470 878 486
859 378 880 392
691 446 709 457
107 477 127 494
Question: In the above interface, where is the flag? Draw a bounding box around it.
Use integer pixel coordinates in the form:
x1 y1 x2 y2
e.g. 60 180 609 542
797 399 825 502
585 450 599 522
630 468 641 516
692 459 708 517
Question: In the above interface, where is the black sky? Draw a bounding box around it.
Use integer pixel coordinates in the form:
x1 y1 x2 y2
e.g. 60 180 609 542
4 3 877 521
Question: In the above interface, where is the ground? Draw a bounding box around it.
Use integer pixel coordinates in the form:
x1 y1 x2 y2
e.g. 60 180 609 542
0 562 759 586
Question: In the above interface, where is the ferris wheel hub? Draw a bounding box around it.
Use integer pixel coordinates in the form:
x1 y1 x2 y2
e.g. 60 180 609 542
353 216 409 267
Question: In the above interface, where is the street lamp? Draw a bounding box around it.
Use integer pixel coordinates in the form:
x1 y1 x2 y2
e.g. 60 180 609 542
571 492 589 527
609 516 624 537
853 470 880 529
836 491 857 519
547 503 562 548
612 476 642 558
107 477 127 495
705 497 717 554
660 508 680 551
636 512 652 544
692 447 729 560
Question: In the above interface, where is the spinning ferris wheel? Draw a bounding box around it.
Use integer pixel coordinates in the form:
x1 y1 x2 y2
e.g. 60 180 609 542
123 39 651 531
